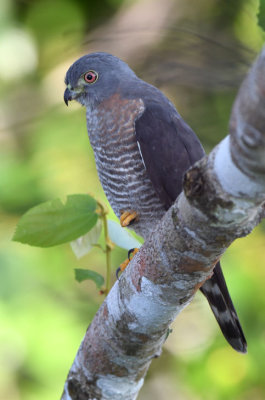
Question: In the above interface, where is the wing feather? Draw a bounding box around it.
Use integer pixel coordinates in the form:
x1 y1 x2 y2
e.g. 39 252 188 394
135 102 205 209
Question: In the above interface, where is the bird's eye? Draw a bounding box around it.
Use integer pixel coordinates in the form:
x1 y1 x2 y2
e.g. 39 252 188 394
84 71 98 84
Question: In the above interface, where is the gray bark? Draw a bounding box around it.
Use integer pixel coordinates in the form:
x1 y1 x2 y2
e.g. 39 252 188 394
61 47 265 400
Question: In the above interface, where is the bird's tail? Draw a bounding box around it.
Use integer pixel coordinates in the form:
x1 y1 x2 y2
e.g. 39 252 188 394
200 261 247 353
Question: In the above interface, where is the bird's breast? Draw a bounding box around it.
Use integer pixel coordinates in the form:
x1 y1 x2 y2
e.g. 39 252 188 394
86 93 165 239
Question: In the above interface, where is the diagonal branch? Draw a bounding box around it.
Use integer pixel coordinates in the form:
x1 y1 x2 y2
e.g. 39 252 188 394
61 47 265 400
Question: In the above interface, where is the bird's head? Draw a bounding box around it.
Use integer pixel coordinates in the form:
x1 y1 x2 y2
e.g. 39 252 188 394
64 52 137 108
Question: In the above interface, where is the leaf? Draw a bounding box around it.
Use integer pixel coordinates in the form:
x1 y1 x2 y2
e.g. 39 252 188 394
75 269 104 288
258 0 265 31
107 219 142 251
13 194 98 247
70 219 102 259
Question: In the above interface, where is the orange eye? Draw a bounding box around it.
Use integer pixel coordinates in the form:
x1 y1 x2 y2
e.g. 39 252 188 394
84 71 98 84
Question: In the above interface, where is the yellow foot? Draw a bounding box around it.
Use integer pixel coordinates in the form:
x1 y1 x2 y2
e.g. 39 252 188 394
116 248 139 279
120 210 138 227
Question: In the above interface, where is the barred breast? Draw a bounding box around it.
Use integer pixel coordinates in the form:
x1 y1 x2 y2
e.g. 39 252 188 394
86 93 165 239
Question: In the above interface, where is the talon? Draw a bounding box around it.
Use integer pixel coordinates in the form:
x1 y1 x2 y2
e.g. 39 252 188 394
120 210 138 227
116 267 121 280
128 248 139 259
120 258 130 272
116 259 130 280
116 248 139 280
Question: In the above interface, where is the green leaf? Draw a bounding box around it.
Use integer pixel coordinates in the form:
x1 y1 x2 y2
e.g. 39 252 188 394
13 194 98 247
107 219 142 250
70 219 103 259
74 269 104 288
258 0 265 31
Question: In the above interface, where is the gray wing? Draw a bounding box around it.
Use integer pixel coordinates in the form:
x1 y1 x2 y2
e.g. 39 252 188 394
135 102 205 209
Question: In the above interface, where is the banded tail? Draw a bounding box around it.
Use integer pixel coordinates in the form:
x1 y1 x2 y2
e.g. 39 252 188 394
200 261 247 353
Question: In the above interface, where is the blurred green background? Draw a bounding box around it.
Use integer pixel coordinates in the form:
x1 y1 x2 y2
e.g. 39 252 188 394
0 0 265 399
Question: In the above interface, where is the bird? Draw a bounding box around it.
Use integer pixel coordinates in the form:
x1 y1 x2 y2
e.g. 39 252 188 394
64 52 247 353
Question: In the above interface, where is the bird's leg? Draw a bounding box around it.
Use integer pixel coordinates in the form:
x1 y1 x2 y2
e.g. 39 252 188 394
116 248 139 279
120 210 139 227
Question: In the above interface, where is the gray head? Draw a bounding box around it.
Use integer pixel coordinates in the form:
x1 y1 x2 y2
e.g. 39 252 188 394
64 52 137 108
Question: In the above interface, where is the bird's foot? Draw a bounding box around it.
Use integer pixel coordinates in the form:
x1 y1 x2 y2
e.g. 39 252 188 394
120 210 138 227
116 248 139 279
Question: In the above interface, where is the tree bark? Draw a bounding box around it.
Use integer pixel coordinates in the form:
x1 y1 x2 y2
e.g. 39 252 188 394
61 47 265 400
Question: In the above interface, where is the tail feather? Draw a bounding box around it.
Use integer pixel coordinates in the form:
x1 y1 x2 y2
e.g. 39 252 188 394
200 261 247 353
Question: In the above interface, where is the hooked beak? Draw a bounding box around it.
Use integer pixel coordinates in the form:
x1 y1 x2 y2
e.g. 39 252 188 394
64 88 72 106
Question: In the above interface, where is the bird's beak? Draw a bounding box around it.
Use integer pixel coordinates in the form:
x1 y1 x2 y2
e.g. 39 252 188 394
64 88 72 106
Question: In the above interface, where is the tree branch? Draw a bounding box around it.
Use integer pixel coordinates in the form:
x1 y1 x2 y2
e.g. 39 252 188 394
61 47 265 400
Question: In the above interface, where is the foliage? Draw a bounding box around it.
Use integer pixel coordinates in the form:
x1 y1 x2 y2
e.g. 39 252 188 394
13 193 142 292
13 194 98 247
258 0 265 31
75 268 104 288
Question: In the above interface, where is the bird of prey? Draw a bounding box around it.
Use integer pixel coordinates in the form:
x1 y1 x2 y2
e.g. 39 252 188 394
64 52 247 353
